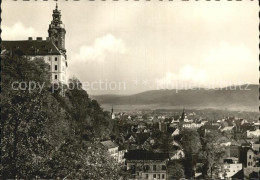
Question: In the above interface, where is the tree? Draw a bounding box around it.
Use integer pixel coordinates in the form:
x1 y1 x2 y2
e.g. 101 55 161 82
1 54 54 178
168 161 185 180
46 137 120 179
180 129 202 178
200 132 226 178
1 52 120 179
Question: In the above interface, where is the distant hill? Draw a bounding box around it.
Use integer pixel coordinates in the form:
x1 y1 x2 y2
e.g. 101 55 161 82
92 85 259 111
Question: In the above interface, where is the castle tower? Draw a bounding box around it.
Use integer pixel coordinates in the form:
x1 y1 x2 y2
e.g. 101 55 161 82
48 3 66 56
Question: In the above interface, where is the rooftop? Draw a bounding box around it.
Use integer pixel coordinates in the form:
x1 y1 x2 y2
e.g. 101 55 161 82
2 39 62 56
101 140 118 149
124 149 168 161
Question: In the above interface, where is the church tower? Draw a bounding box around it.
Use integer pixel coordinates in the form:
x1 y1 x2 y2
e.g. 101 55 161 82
111 105 115 120
48 3 66 56
180 107 187 122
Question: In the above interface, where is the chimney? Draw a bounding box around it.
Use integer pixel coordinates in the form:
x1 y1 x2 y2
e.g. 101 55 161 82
36 37 42 41
28 37 33 41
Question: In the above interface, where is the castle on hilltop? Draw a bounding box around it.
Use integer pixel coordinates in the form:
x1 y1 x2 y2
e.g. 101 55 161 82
2 3 68 84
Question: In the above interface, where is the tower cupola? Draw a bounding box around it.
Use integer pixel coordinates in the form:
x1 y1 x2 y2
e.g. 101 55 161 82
48 3 66 56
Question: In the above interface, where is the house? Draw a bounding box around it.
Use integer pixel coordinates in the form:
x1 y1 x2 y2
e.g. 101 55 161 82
125 149 168 180
169 149 185 160
158 115 166 120
252 142 260 152
159 122 167 132
200 120 208 125
219 157 242 179
171 128 180 136
247 129 260 138
182 122 203 129
2 4 68 84
125 134 136 143
220 126 234 132
239 147 255 167
200 125 221 135
118 145 127 164
101 140 119 161
171 119 179 123
236 119 248 126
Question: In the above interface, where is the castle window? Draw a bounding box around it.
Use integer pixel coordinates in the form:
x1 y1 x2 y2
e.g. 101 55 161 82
153 174 156 178
249 155 251 159
55 65 58 71
49 57 51 61
162 174 165 179
153 165 156 171
162 165 166 170
55 75 58 80
145 174 148 179
55 57 58 61
130 165 135 170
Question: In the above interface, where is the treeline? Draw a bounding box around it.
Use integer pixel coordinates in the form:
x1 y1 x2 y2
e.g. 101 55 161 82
1 52 119 179
168 128 227 179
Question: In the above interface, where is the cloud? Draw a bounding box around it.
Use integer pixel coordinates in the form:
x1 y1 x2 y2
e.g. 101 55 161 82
74 34 126 63
2 22 38 40
156 66 207 89
201 41 257 83
157 42 257 89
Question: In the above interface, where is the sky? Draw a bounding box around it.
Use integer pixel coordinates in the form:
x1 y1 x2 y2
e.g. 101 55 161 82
2 0 258 95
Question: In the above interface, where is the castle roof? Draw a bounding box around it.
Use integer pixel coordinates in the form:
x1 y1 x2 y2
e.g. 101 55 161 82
2 39 62 56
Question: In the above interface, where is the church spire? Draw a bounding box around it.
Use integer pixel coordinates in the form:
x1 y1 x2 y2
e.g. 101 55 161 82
180 107 187 122
111 105 115 120
55 0 58 10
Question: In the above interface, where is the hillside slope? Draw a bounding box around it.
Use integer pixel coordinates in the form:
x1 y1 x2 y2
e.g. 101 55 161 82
92 85 258 111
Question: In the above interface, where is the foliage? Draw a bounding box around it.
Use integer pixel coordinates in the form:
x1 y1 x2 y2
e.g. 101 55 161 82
180 129 202 178
168 161 185 180
1 54 53 178
1 53 119 179
199 132 226 178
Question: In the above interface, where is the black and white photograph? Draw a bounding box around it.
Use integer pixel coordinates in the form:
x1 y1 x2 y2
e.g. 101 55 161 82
1 0 259 179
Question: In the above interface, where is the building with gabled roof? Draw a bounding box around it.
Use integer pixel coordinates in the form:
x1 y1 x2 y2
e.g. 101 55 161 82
125 149 168 180
2 3 68 84
101 140 119 161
